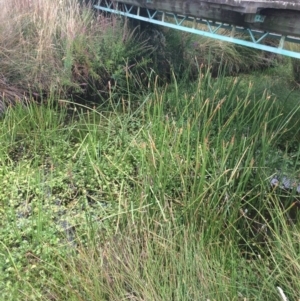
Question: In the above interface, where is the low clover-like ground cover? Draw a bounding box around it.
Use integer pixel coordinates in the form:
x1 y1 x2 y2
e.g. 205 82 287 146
1 68 300 300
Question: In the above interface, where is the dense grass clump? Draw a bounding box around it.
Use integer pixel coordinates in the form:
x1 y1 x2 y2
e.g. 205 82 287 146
0 0 152 101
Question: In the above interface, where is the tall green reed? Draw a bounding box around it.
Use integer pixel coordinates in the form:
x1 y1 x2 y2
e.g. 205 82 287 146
134 69 298 236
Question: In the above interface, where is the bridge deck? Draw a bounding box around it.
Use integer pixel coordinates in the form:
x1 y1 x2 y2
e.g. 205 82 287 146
95 0 300 58
120 0 300 14
116 0 300 37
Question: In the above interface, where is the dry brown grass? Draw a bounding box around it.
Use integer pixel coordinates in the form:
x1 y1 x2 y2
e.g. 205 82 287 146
0 0 113 99
0 76 27 115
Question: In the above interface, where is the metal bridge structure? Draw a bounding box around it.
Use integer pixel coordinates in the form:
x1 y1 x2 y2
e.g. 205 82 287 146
94 0 300 59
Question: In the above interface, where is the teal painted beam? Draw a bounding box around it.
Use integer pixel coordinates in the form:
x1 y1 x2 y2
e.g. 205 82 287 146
94 4 300 59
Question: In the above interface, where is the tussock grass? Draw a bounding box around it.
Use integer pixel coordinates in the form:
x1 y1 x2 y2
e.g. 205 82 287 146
286 43 300 84
159 20 282 80
0 0 90 91
0 0 151 100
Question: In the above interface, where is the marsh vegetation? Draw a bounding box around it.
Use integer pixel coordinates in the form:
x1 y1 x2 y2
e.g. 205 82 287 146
1 1 300 300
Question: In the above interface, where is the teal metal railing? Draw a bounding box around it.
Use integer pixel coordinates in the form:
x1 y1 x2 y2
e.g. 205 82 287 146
94 0 300 59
